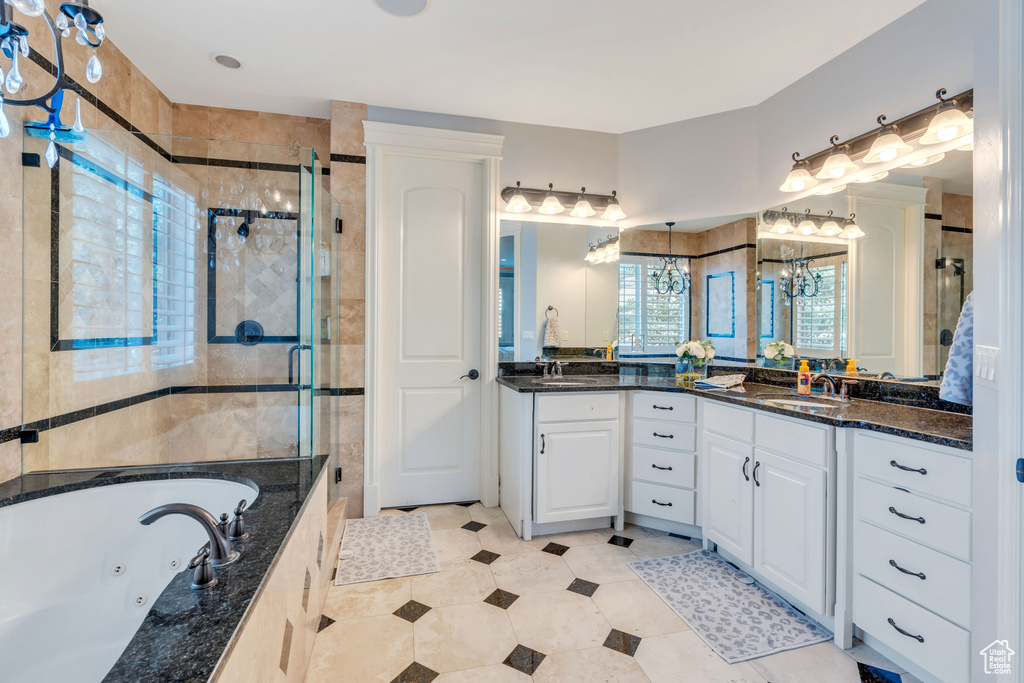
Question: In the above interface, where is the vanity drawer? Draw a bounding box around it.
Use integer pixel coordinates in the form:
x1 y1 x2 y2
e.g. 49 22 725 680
855 433 971 507
633 392 697 423
855 521 972 628
631 481 695 524
632 446 696 489
853 576 970 683
754 413 829 468
703 401 754 443
857 477 971 561
633 419 697 452
536 393 618 422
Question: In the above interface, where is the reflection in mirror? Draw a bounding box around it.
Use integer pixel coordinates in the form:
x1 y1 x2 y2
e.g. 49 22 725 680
756 147 972 383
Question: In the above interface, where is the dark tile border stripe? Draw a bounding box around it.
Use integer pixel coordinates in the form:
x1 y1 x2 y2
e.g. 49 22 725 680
622 243 756 261
330 153 367 164
942 225 973 233
925 212 943 221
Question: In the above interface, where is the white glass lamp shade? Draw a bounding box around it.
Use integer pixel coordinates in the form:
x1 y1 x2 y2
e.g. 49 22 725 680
601 193 627 221
770 217 795 234
817 184 848 196
902 153 945 168
819 220 843 237
505 185 532 213
855 170 889 183
570 196 596 219
538 192 564 215
816 150 858 179
864 128 913 164
921 105 973 145
584 247 598 263
780 167 817 193
796 219 820 236
957 141 974 151
841 222 866 239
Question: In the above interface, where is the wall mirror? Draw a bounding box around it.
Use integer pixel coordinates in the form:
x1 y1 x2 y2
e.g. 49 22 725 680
756 147 973 382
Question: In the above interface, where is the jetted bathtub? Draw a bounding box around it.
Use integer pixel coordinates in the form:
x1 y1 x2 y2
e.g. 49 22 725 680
0 477 259 683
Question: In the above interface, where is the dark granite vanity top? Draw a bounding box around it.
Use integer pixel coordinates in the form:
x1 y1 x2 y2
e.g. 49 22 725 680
0 457 328 682
496 376 973 451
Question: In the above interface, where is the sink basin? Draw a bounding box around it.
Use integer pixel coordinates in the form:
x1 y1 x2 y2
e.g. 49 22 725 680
758 392 847 404
536 377 601 386
763 398 837 409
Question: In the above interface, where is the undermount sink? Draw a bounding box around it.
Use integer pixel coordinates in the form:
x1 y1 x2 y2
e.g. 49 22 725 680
763 398 838 409
757 393 846 409
536 377 601 386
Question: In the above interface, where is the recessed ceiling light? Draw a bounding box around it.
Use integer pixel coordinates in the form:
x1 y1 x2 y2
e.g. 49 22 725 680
373 0 430 17
212 53 243 70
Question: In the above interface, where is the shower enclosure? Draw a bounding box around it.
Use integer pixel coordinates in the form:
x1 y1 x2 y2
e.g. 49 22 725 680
20 128 338 473
936 242 974 375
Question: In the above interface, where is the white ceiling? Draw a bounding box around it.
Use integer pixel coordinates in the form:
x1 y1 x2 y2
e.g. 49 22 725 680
96 0 926 134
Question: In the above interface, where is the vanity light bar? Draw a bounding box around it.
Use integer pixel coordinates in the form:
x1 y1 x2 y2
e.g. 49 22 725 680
501 183 626 219
762 209 863 240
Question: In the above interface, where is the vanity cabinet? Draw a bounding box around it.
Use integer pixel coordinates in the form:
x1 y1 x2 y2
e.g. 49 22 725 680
534 419 619 524
702 401 834 615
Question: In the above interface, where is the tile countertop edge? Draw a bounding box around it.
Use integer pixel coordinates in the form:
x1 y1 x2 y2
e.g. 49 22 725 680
495 377 973 452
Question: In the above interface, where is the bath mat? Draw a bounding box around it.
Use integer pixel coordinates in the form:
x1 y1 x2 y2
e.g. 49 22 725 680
335 512 440 585
628 549 832 663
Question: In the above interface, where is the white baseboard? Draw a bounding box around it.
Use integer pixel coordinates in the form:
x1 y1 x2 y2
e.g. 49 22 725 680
363 485 380 517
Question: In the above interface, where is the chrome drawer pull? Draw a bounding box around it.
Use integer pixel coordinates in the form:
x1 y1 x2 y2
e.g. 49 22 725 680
653 404 674 411
651 499 673 507
889 506 926 524
890 460 927 475
887 617 924 643
653 432 674 439
651 464 674 471
889 559 926 580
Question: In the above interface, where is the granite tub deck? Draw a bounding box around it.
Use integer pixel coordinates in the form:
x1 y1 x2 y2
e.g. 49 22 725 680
0 457 329 683
496 376 973 451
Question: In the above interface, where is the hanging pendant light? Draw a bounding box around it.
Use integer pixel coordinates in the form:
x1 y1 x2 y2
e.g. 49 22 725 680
538 183 564 215
816 136 859 179
817 184 848 195
921 88 973 144
601 190 627 221
570 187 596 218
855 170 889 183
902 152 945 168
795 210 820 236
650 223 688 294
505 181 532 213
819 211 843 237
864 115 913 164
780 152 818 192
840 214 865 239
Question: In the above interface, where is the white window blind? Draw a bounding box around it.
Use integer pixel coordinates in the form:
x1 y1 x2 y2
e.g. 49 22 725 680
152 175 197 369
618 256 688 354
794 264 842 355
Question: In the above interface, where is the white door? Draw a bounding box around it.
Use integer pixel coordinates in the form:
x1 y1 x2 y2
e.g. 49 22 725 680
534 420 619 524
379 154 484 507
703 433 755 564
753 450 827 612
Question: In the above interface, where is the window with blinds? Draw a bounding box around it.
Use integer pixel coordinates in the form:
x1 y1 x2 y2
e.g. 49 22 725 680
152 175 197 369
618 256 688 354
794 263 846 356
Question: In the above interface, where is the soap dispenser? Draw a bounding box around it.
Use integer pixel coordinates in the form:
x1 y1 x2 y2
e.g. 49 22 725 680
845 359 859 377
797 360 811 396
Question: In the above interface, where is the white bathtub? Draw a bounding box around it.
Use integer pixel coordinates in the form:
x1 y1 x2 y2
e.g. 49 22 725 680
0 477 259 683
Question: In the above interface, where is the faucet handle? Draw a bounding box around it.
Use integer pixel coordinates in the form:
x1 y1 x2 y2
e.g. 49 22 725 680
229 499 248 540
840 379 859 399
188 547 217 591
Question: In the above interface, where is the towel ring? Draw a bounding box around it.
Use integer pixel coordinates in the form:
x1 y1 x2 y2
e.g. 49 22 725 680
545 305 559 319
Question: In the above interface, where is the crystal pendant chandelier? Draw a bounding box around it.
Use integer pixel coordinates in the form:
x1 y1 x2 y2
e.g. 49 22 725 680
650 222 690 295
0 0 106 167
780 252 823 300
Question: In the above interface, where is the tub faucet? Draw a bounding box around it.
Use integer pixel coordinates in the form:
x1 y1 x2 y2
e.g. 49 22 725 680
139 503 239 566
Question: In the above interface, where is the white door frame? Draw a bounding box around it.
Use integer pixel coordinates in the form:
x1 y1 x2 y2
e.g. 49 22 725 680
363 122 504 517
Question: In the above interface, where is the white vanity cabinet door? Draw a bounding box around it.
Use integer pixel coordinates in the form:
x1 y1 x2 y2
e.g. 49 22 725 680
703 432 755 565
753 449 827 613
534 420 619 524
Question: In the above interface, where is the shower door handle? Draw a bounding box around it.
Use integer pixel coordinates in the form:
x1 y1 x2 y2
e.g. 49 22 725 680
288 344 312 387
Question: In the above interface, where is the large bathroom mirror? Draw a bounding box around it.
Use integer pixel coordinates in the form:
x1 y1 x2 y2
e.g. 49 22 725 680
499 221 619 361
756 147 973 381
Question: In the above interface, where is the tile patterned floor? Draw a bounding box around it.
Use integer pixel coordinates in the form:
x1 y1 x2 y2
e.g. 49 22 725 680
306 504 920 683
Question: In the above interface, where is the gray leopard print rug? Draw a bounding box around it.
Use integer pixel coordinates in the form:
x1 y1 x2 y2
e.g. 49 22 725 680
335 512 440 585
629 549 832 663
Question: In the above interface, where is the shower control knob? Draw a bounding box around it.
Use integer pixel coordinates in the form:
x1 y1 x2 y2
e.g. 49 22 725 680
229 499 248 540
188 548 216 591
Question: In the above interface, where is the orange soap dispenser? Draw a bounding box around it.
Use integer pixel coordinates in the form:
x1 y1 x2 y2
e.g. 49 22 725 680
845 359 859 376
797 360 812 396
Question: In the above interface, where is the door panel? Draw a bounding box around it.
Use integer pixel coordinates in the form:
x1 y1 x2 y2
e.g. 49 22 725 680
535 420 619 524
703 432 754 565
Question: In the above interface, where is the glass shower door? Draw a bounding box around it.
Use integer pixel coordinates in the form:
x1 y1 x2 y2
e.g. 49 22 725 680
296 152 318 459
936 244 973 375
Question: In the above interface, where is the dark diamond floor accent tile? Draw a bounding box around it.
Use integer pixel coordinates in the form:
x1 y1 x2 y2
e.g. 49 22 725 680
393 600 432 623
857 663 903 683
542 542 570 556
391 506 415 512
608 534 634 548
603 628 642 657
483 588 520 609
567 578 600 597
669 532 692 540
462 520 487 532
317 615 336 632
471 549 501 565
391 661 440 683
455 500 478 507
503 644 546 675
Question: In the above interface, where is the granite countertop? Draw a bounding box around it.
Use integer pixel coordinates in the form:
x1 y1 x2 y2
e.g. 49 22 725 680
496 376 973 451
0 457 329 683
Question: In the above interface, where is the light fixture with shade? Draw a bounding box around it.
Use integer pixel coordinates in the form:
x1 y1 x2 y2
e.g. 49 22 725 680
770 210 795 234
856 170 889 183
957 141 974 151
601 191 627 221
920 88 973 144
504 181 532 213
795 210 820 236
570 187 596 219
817 184 848 195
840 214 865 239
538 183 565 215
780 153 818 192
902 152 946 168
818 211 843 237
816 136 859 179
864 115 913 164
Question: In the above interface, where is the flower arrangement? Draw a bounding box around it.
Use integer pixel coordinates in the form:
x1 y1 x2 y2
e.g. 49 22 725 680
763 341 796 368
675 339 715 387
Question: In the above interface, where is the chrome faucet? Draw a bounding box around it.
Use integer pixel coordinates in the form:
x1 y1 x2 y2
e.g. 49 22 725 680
810 373 839 397
553 361 563 377
139 503 239 566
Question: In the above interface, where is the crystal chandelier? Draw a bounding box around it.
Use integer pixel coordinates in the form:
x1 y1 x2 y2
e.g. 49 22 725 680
0 0 106 166
779 252 823 300
650 222 690 295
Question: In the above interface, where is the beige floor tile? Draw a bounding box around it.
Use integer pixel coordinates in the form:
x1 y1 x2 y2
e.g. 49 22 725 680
629 535 701 561
432 528 482 564
532 646 651 683
411 559 496 608
618 524 670 540
378 508 406 516
468 503 513 526
414 602 518 673
747 642 860 683
434 664 532 682
305 614 413 683
507 591 612 654
322 577 411 621
592 580 689 637
635 631 767 683
478 522 542 555
563 543 640 584
540 528 615 547
414 504 472 530
490 551 576 596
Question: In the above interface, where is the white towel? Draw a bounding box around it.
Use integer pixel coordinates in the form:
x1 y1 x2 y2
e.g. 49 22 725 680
544 316 561 347
940 292 973 406
695 374 746 390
